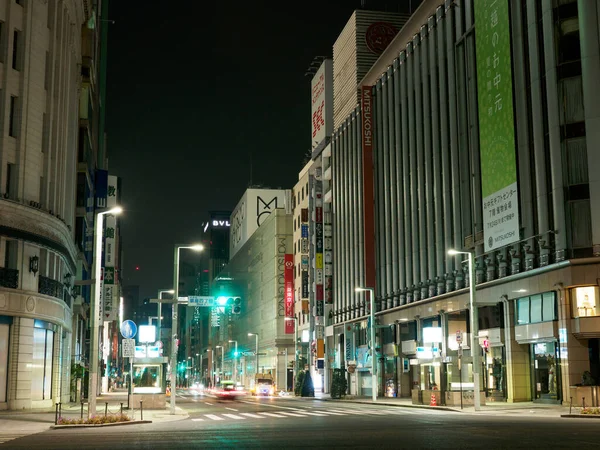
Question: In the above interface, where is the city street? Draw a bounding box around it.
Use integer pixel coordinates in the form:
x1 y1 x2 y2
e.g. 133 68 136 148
2 392 599 449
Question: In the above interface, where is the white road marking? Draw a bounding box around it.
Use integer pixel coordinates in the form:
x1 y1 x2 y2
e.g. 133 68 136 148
258 412 287 418
225 407 238 411
294 411 328 416
204 402 214 406
191 418 204 422
222 413 245 420
310 410 346 416
277 411 310 417
204 414 224 421
240 413 265 419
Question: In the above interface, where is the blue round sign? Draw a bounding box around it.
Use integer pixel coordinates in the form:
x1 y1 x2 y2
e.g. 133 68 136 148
120 320 137 339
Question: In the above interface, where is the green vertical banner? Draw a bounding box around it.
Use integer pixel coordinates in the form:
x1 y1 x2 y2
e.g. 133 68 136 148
475 0 520 251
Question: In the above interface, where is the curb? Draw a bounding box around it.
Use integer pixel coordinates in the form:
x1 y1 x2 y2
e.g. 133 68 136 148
561 414 600 419
50 420 152 429
319 398 460 413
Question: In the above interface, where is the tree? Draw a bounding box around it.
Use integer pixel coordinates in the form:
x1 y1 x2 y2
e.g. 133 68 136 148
294 371 305 397
330 368 348 399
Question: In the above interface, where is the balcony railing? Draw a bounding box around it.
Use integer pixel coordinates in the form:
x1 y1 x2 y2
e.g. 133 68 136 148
0 267 19 289
39 275 66 303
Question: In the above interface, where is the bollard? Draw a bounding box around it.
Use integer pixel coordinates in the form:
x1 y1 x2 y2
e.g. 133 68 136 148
81 401 84 419
55 403 60 425
582 397 586 409
120 402 123 416
140 400 143 421
105 402 108 417
570 397 572 415
59 402 62 420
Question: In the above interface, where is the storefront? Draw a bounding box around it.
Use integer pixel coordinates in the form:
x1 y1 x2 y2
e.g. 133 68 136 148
0 317 10 406
514 291 562 404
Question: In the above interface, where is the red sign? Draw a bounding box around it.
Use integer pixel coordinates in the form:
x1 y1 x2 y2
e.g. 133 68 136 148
365 22 397 54
284 254 294 334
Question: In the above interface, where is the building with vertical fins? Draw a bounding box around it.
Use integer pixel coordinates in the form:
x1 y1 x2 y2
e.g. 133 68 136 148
329 0 600 406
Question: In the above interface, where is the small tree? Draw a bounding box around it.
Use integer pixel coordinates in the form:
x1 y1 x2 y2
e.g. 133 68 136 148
301 370 315 397
330 368 348 399
294 370 305 396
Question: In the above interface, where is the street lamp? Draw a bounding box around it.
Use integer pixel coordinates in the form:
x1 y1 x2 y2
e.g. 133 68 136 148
89 206 122 417
157 289 174 346
448 248 480 411
248 333 259 382
284 317 298 389
228 340 238 384
171 244 203 415
355 286 377 402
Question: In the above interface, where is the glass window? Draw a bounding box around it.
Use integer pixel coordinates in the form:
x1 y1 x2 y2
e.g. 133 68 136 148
32 328 53 400
542 292 557 321
530 294 543 323
516 299 530 325
572 286 599 318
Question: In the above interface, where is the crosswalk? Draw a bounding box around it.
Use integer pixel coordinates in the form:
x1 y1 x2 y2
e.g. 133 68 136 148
0 434 28 446
190 406 441 422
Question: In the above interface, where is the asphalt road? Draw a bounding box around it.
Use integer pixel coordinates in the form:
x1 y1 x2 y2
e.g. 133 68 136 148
2 392 599 449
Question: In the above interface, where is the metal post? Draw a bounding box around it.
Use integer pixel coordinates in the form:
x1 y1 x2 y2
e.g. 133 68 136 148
81 401 84 419
89 212 104 417
140 400 143 421
294 319 298 388
105 402 108 417
55 403 59 425
170 246 180 415
369 288 377 402
468 252 481 411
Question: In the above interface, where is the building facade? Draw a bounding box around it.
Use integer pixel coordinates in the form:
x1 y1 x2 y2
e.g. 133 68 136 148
0 0 89 410
331 0 600 405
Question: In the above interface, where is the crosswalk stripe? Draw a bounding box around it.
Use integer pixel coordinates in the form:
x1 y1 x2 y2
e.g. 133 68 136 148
192 418 204 421
222 413 245 420
326 409 365 415
277 411 309 417
294 411 328 416
204 414 224 421
240 413 265 419
258 412 286 418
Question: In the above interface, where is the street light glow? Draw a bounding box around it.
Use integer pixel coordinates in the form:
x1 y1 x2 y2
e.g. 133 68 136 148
190 244 203 251
447 249 462 255
106 206 123 215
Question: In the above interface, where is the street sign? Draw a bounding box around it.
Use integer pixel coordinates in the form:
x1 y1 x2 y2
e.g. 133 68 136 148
456 330 462 344
242 351 255 356
188 296 215 307
122 338 135 358
120 320 137 339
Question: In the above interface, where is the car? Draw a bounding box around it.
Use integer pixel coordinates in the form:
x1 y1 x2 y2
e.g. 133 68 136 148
215 381 247 400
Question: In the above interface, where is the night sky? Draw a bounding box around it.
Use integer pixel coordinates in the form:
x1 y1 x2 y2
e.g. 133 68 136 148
106 1 419 300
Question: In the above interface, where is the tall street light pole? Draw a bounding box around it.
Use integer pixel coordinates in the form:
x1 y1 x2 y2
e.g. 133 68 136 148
216 345 224 382
355 287 376 402
89 206 122 417
157 289 174 349
228 340 238 384
285 317 298 389
448 249 480 411
248 333 259 381
171 244 203 415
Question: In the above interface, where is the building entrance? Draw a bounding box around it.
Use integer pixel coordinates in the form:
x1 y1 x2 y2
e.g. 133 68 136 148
531 341 561 403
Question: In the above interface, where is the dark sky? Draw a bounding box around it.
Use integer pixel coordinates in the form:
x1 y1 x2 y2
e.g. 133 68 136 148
106 1 418 300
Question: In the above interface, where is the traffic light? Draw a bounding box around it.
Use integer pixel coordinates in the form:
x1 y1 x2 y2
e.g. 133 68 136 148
232 297 242 314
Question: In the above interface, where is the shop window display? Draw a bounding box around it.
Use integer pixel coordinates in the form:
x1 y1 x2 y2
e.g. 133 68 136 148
572 286 599 318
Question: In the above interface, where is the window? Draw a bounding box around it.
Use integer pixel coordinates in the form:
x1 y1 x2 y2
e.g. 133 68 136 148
15 0 24 6
44 51 50 90
515 292 557 325
32 325 54 401
12 29 22 71
9 96 19 137
399 321 417 341
4 239 18 269
572 286 598 318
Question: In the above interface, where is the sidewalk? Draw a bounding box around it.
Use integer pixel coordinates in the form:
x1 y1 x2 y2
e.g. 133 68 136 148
0 389 189 431
307 392 575 418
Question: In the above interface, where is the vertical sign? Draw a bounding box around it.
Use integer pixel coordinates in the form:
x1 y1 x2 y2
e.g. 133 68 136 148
361 86 376 289
284 254 294 334
103 175 118 321
311 59 333 152
94 169 108 209
344 324 355 362
98 267 104 322
475 0 519 251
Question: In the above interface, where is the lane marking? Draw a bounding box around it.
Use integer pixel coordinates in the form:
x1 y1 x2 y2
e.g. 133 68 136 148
204 414 224 421
191 418 204 422
240 413 265 419
225 407 238 412
258 412 286 418
310 410 345 416
222 413 245 420
204 402 214 406
294 411 328 416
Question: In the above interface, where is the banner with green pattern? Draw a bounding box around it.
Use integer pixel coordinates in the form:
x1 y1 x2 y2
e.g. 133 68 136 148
475 0 520 251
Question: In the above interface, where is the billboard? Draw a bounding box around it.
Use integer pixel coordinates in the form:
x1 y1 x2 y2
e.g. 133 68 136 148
311 59 333 154
284 254 294 334
475 0 520 251
229 189 290 258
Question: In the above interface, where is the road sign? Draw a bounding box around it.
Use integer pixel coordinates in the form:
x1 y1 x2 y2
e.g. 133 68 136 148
122 338 135 358
120 320 137 339
456 330 462 344
242 351 255 357
188 296 215 307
